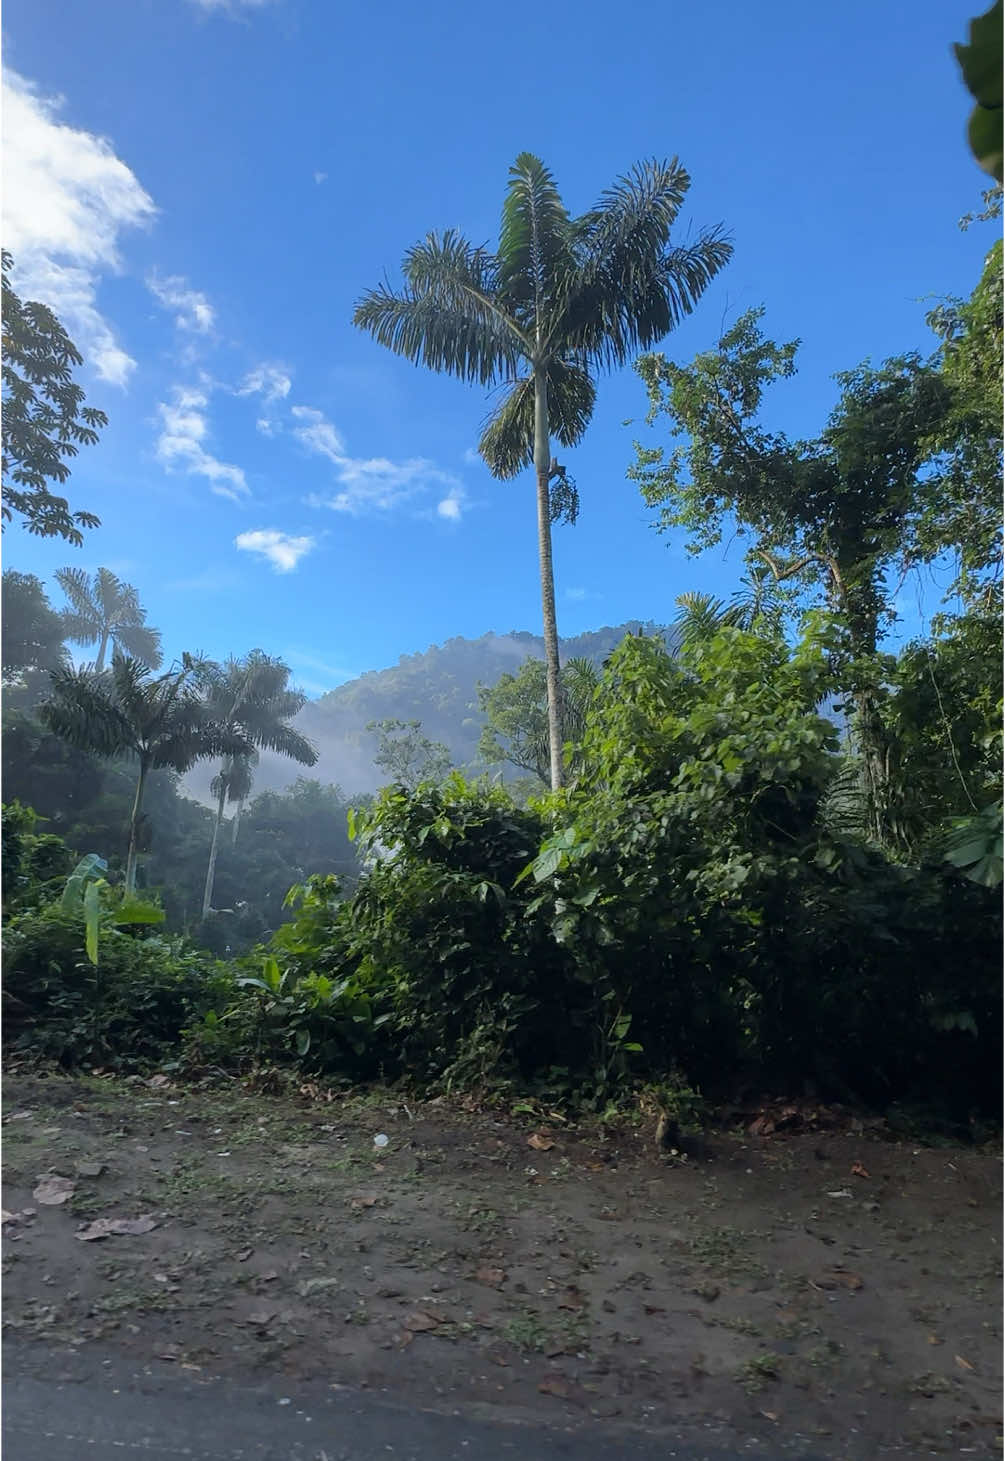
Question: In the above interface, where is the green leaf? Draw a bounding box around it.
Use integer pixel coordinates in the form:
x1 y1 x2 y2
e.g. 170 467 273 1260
61 853 108 911
532 846 562 882
295 1028 311 1057
83 879 101 966
113 898 165 927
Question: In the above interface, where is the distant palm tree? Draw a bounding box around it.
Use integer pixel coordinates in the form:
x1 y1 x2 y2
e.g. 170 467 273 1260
200 652 318 918
41 652 245 892
56 566 162 672
354 153 731 789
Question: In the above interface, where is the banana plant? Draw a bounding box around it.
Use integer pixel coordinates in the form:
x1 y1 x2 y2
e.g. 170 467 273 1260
60 854 165 966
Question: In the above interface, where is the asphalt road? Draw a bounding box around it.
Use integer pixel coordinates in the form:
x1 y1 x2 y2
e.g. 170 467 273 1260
1 1343 828 1461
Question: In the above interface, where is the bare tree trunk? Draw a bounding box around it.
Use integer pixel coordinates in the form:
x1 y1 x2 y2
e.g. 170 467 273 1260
95 630 110 673
124 759 149 895
202 781 229 919
231 795 246 846
534 368 564 791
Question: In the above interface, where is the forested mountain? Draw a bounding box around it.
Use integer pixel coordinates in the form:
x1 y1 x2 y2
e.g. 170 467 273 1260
183 622 673 801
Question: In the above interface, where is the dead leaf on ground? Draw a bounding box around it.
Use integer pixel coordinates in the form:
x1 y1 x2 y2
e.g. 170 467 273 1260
403 1309 443 1333
474 1266 506 1287
643 1303 666 1315
147 1075 171 1089
75 1215 158 1241
760 1410 781 1422
538 1373 580 1402
236 1247 253 1262
748 1115 775 1137
488 1349 510 1366
557 1286 585 1310
528 1133 556 1152
75 1161 106 1178
350 1195 379 1211
955 1354 975 1371
246 1309 277 1327
33 1175 75 1206
815 1268 863 1291
851 1161 870 1179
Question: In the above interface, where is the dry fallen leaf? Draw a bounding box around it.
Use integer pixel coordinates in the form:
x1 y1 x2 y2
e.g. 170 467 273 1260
350 1195 379 1211
557 1286 585 1311
760 1410 780 1422
538 1373 574 1400
643 1303 666 1316
851 1161 870 1179
33 1175 75 1206
403 1310 443 1332
75 1215 158 1241
955 1354 975 1371
474 1266 506 1287
75 1161 106 1178
528 1133 556 1152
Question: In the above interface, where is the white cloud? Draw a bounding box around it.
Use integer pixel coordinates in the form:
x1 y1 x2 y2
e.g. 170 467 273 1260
189 0 279 11
463 446 482 466
293 404 462 515
291 404 345 463
147 271 215 333
235 529 315 573
240 363 292 403
314 171 328 185
437 488 466 521
2 68 156 386
155 385 249 500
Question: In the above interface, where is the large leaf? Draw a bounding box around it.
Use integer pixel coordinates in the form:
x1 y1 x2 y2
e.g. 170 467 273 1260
83 879 101 966
60 853 108 911
955 1 1004 181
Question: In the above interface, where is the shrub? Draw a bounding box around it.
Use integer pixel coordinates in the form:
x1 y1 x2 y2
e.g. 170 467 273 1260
3 904 234 1067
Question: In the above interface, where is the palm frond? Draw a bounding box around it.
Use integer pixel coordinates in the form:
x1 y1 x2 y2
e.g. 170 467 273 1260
497 153 574 321
354 231 527 386
115 623 163 669
39 664 132 757
554 156 731 368
478 359 596 479
54 566 97 622
478 376 535 479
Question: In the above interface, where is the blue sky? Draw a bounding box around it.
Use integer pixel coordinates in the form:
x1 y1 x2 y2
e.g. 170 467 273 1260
2 0 996 695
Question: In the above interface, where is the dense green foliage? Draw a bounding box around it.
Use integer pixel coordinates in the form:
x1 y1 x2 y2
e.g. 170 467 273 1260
1 251 105 545
1 164 999 1132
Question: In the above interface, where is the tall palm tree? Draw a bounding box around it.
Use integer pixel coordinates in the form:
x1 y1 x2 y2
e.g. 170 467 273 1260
56 566 163 672
41 652 246 892
200 652 318 918
354 154 731 788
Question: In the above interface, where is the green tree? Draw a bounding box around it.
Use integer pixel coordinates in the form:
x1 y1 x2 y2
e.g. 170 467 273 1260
368 718 451 792
354 154 731 789
921 238 1003 615
1 570 69 690
478 656 600 786
40 653 247 893
631 308 951 844
199 652 318 919
1 251 105 546
55 566 163 672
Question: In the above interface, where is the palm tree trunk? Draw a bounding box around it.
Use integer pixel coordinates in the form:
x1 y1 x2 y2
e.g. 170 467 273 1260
230 795 245 846
95 630 110 673
202 781 228 919
534 367 565 791
124 758 150 895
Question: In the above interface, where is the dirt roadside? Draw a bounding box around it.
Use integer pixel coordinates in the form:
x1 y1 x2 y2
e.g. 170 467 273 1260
2 1070 1001 1457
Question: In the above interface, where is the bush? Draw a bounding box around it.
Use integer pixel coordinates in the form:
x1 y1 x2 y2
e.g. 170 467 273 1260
3 904 234 1068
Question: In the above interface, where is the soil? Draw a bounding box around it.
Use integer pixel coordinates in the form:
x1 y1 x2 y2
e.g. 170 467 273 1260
2 1069 1001 1457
